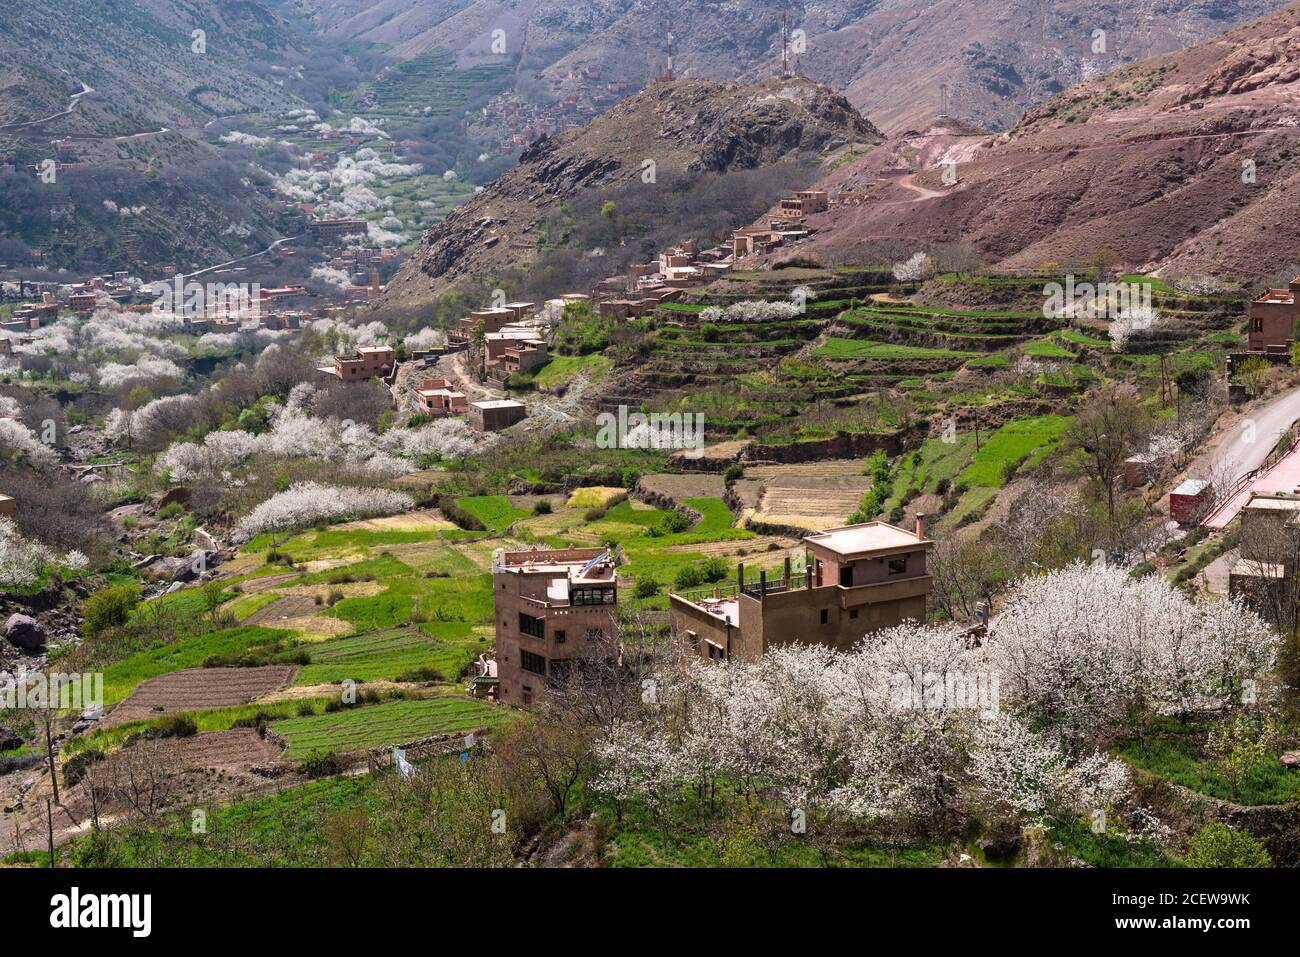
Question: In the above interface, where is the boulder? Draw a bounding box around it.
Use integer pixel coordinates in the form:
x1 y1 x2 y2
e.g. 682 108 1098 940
0 725 22 751
1282 750 1300 768
192 527 219 551
4 614 45 652
157 486 191 510
147 556 193 582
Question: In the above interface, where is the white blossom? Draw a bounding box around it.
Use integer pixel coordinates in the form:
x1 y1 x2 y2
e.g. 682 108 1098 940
234 482 413 542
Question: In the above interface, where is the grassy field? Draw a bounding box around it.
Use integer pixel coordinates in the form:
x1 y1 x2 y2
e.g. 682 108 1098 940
1120 718 1300 806
957 415 1072 488
270 696 511 759
456 495 530 532
290 627 488 685
528 353 612 390
65 697 335 758
1023 339 1075 359
813 337 975 360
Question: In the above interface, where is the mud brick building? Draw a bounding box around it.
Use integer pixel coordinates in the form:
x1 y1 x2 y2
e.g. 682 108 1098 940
489 547 620 704
413 378 469 416
670 518 933 662
308 218 369 241
326 345 396 381
470 399 526 431
1248 278 1300 354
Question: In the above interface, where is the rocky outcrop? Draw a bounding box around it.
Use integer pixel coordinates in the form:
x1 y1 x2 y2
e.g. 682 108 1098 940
381 77 878 309
4 613 46 652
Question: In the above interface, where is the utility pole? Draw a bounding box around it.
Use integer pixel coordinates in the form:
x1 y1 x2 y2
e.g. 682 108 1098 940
45 799 55 867
665 20 675 82
781 11 790 78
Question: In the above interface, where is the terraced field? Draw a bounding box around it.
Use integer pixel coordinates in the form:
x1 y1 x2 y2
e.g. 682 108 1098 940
290 628 488 685
104 665 299 727
734 460 875 530
349 48 512 119
269 696 510 759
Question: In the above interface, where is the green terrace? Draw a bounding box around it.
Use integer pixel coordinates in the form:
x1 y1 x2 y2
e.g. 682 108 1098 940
349 47 513 119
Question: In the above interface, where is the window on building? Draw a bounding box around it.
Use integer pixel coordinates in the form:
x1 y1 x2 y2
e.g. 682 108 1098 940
819 609 829 625
519 613 545 639
887 557 908 576
521 650 547 675
571 586 617 606
585 628 605 641
522 686 532 706
850 609 859 620
553 630 566 644
549 658 571 681
839 565 854 587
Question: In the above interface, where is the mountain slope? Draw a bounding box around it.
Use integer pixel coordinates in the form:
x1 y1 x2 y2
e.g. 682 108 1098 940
298 0 1293 134
0 0 313 273
0 0 302 134
381 76 879 307
742 2 1300 283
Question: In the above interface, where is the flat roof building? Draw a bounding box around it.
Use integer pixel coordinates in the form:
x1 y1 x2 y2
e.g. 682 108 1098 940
470 399 526 431
1248 278 1300 354
489 547 620 704
670 517 933 663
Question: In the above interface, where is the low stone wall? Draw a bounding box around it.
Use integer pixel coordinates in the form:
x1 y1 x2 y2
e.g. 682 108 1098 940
741 428 911 465
1131 767 1300 866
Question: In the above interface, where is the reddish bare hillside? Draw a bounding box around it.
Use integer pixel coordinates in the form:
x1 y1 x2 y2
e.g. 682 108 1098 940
752 4 1300 284
300 0 1292 135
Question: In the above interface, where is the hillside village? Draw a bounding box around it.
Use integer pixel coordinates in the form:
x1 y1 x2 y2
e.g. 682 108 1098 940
2 1 1300 887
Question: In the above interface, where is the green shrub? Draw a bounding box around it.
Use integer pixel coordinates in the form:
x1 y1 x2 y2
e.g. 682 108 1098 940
395 666 447 683
532 499 552 515
724 464 743 484
301 749 341 778
1184 822 1271 868
81 584 141 638
674 565 704 590
701 556 729 582
157 501 185 520
659 510 690 534
633 578 661 599
63 748 104 787
156 714 198 739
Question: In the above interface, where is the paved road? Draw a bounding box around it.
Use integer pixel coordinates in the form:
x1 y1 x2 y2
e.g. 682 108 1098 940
177 235 302 281
0 80 92 132
1204 384 1300 488
1188 384 1300 526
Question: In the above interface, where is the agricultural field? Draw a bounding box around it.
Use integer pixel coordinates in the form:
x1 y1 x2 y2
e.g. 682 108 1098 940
348 48 513 120
102 665 298 727
270 696 509 759
740 460 876 530
291 628 489 686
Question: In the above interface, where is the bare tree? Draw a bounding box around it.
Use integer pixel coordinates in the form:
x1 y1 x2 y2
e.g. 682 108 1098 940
930 531 999 622
1066 385 1150 522
110 738 177 820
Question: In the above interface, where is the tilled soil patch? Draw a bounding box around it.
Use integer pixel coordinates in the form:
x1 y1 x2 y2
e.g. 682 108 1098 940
103 665 298 727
